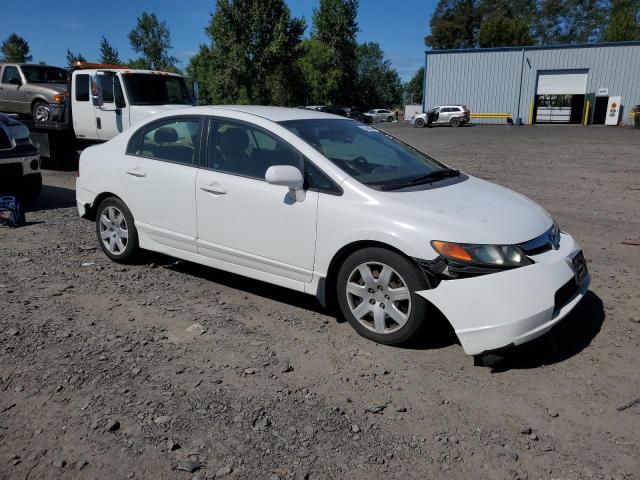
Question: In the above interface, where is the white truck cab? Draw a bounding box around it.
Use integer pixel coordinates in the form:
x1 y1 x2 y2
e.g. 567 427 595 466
70 64 194 141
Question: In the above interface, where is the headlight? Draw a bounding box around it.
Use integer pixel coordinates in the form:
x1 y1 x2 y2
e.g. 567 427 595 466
431 240 531 268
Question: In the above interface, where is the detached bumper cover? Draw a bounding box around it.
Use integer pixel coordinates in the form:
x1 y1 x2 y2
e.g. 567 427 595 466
416 233 590 356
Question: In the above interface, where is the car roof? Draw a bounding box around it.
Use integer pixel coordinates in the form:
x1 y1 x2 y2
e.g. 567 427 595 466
174 105 342 122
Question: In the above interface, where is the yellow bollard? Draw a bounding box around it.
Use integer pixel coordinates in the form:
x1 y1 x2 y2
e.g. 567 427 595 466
583 100 590 126
528 101 534 125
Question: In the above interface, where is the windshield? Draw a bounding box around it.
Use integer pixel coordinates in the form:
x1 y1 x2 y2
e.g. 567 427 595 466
21 66 68 84
121 74 193 106
279 119 454 191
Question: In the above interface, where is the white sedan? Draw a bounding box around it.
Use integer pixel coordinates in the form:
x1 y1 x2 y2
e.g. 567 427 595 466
365 109 395 123
76 106 590 358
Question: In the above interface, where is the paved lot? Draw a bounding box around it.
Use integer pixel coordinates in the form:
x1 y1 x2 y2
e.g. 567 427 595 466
1 124 639 479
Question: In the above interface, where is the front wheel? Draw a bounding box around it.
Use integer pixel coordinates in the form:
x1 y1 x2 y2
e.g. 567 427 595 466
336 247 431 345
387 116 394 122
32 101 51 123
414 117 425 128
95 197 140 264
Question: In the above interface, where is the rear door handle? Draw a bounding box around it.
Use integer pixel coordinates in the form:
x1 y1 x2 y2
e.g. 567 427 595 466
126 169 146 178
200 184 227 195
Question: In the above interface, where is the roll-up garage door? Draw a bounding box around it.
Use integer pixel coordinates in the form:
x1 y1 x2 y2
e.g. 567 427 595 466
537 71 588 95
535 70 588 123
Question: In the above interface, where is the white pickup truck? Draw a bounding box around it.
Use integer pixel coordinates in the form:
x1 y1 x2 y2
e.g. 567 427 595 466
0 62 196 166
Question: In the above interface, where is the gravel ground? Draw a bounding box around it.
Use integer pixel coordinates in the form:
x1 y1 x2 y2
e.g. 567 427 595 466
1 124 639 480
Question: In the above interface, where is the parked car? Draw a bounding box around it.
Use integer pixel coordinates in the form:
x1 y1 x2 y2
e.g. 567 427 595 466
0 113 41 201
412 105 470 127
365 108 395 123
0 63 68 122
76 106 590 359
346 110 373 124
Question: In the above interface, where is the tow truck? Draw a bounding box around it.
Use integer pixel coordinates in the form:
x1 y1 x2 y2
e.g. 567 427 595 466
17 62 197 167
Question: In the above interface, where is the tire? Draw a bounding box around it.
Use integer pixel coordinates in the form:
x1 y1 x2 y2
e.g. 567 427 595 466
414 117 425 128
387 116 394 122
95 197 140 264
32 101 51 123
336 247 431 345
450 117 461 127
19 173 42 203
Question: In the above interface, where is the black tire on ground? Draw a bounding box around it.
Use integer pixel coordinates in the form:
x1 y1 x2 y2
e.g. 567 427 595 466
19 173 42 203
31 101 51 123
415 117 425 128
387 116 394 122
336 247 431 345
95 197 140 264
450 117 461 127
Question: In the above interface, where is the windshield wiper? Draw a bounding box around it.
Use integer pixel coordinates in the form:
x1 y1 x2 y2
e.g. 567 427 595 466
406 169 460 185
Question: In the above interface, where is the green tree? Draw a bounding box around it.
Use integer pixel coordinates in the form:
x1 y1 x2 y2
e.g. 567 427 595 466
405 67 424 105
188 0 305 105
603 0 640 41
311 0 359 104
65 48 86 68
354 42 403 108
297 39 341 105
1 34 32 62
98 36 122 65
426 0 480 49
128 12 178 71
478 14 533 46
534 0 607 44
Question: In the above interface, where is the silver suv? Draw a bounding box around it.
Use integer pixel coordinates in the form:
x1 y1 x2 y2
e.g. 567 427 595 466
411 105 470 127
0 63 68 122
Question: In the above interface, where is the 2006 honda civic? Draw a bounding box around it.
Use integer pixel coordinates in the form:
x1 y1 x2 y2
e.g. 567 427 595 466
76 106 590 356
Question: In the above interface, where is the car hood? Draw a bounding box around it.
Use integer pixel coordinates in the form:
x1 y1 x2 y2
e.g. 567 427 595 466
29 82 67 93
383 176 553 245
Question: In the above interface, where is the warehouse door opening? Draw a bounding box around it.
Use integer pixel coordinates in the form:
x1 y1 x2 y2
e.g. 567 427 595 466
592 96 609 124
534 70 588 124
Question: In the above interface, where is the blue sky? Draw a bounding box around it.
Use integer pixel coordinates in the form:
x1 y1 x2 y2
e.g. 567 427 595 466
0 0 436 82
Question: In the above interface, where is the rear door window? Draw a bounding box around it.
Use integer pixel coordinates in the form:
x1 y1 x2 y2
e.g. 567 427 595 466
138 117 201 165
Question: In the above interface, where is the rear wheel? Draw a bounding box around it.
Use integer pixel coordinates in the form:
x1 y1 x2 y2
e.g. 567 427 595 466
95 197 139 264
336 247 431 345
450 117 461 127
32 101 51 123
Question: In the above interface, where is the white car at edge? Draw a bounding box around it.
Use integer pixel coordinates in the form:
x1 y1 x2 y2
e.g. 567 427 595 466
76 106 590 359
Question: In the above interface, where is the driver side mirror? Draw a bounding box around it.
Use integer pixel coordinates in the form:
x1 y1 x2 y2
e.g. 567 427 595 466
265 165 305 202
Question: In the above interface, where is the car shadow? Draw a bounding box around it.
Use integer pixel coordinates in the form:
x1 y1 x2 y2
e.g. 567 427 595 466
148 253 327 315
26 184 76 211
487 291 605 372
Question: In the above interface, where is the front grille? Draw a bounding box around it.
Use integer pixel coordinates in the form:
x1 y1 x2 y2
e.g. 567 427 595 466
518 224 560 256
554 278 579 312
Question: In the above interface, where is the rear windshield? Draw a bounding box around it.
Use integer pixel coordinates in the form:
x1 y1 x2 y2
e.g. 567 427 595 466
21 66 68 84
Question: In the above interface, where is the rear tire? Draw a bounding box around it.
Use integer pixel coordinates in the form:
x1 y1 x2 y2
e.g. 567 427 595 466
450 117 461 127
336 247 431 345
95 197 140 264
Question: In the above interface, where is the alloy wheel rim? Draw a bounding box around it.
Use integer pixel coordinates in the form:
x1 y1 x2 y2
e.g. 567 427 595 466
99 206 128 256
346 262 411 334
35 105 50 122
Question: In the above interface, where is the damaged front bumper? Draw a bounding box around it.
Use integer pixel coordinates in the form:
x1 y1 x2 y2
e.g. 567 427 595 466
416 233 590 356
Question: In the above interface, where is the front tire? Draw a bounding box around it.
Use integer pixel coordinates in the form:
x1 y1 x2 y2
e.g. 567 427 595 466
336 247 431 345
95 197 139 264
414 117 425 128
387 116 394 122
32 101 51 123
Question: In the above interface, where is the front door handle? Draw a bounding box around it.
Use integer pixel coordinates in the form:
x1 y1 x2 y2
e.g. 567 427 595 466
126 169 146 178
200 184 227 195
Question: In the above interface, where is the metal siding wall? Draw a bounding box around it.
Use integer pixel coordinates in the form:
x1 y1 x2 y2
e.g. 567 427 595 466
426 45 640 125
425 50 522 124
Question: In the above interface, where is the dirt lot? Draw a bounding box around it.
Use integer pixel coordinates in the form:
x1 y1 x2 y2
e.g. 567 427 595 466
1 124 639 480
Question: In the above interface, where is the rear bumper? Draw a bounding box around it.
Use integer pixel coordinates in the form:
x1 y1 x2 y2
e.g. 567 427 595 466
416 233 589 355
76 182 96 218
